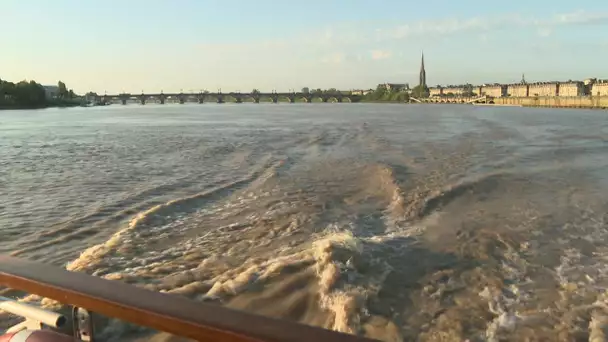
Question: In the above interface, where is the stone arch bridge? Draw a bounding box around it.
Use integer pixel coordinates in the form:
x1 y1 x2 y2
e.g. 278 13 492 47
409 95 495 104
100 92 362 105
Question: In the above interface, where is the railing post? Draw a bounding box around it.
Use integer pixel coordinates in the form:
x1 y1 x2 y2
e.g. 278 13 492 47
73 307 95 341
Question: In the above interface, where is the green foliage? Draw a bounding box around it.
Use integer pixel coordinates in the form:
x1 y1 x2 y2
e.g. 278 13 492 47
411 85 430 98
251 89 260 94
0 78 78 109
301 87 309 94
0 79 47 108
362 84 410 102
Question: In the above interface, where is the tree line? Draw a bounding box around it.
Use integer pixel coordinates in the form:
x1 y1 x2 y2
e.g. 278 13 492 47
0 78 77 109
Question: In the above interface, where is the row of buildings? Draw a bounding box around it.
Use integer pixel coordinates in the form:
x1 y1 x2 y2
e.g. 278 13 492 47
429 78 608 98
369 53 608 98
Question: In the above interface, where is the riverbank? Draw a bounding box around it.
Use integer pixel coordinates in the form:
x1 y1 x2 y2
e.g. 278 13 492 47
494 96 608 109
0 100 82 110
411 96 608 110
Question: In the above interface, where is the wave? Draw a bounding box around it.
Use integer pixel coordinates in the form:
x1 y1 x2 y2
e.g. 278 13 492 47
64 155 279 273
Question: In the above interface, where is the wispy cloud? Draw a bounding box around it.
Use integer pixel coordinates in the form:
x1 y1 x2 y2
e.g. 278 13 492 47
193 9 608 70
370 50 392 60
537 28 552 37
374 10 608 41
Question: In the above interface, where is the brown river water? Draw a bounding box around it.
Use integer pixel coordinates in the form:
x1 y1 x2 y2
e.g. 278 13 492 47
1 104 608 341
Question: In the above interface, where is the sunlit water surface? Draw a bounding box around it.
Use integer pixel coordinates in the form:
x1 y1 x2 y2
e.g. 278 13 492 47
2 104 608 341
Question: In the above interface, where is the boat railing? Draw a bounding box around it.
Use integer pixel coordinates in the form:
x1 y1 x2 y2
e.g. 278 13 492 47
0 295 66 333
0 255 375 342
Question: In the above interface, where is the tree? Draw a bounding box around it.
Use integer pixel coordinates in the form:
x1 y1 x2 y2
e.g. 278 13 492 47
57 81 68 99
251 89 260 94
411 85 430 98
301 87 309 94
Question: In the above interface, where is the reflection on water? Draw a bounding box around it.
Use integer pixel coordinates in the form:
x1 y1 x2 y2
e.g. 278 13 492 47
1 104 608 341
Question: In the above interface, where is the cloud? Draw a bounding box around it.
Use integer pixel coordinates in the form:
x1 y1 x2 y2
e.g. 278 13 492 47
370 50 392 60
549 10 608 25
537 28 552 37
366 10 608 41
196 10 608 59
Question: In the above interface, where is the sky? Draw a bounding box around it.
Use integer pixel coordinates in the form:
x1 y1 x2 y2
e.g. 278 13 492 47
2 0 608 94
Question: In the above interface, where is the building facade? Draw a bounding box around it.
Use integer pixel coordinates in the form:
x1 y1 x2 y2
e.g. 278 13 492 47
528 82 559 97
558 82 585 96
473 86 482 96
507 84 529 97
443 86 465 96
481 85 507 97
429 87 443 97
591 80 608 96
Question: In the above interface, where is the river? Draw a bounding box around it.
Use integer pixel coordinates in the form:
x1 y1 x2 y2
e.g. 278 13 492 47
1 104 608 341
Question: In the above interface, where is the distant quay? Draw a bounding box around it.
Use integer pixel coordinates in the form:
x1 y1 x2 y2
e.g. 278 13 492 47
496 95 608 109
412 95 608 110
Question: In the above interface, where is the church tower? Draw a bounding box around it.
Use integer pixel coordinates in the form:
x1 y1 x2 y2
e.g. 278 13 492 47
419 52 427 87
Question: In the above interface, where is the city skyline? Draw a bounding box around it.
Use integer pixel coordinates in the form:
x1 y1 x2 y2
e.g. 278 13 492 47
2 0 608 94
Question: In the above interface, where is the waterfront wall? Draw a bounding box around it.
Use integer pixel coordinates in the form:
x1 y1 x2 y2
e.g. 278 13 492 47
494 96 608 108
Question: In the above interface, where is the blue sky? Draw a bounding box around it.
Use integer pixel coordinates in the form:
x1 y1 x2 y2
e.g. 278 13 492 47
2 0 608 93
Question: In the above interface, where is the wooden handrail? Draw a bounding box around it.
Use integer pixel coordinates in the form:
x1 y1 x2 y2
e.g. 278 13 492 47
0 255 375 342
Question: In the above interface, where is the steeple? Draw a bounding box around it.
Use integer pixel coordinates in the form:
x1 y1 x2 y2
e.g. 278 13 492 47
419 51 427 87
521 73 527 84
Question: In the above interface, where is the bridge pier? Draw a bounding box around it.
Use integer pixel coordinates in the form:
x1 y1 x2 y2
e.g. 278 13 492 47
198 96 204 104
179 94 185 104
217 95 224 104
322 97 328 103
121 99 127 105
270 95 278 104
140 96 146 105
159 97 165 104
253 97 260 103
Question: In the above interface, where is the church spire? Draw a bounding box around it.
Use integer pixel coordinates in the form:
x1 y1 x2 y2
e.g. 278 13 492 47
419 51 427 87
